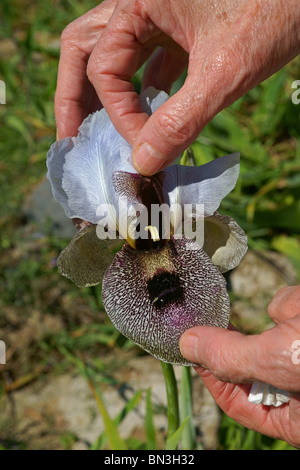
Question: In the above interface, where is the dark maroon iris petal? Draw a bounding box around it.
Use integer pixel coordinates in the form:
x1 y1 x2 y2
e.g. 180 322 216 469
113 171 167 250
102 236 230 365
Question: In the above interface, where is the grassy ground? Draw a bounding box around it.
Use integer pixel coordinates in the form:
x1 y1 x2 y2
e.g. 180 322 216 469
0 0 300 450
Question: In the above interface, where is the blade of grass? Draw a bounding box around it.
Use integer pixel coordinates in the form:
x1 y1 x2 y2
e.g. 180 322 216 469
165 417 189 451
88 379 127 451
145 388 157 450
58 346 127 450
90 390 143 450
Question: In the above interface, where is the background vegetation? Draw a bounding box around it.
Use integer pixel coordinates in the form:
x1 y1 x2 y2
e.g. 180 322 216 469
0 0 300 450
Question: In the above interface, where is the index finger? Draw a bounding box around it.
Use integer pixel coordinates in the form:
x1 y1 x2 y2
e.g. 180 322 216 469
55 1 116 139
86 5 153 146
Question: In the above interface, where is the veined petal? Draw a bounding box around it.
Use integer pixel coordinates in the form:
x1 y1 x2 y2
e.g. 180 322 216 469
163 153 240 217
202 212 248 272
102 236 230 365
57 225 122 287
45 137 75 212
46 87 169 228
46 111 134 227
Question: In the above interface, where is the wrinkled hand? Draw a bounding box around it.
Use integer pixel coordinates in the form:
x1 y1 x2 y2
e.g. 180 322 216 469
55 0 300 174
180 286 300 448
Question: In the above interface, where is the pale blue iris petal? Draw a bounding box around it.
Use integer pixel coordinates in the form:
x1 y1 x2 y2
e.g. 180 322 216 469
46 88 169 226
46 137 75 215
163 153 240 216
62 113 135 226
140 86 169 114
47 87 240 237
47 109 135 226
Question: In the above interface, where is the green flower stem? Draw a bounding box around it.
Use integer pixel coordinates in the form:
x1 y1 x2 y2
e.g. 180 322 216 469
160 361 180 439
180 366 197 450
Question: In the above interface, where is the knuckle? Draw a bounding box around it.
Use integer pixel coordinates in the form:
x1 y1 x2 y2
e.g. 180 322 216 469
60 21 77 45
271 345 294 377
86 53 104 85
259 327 300 389
267 296 278 319
86 43 112 84
86 55 97 83
268 286 300 322
268 287 289 316
203 335 226 378
153 108 197 150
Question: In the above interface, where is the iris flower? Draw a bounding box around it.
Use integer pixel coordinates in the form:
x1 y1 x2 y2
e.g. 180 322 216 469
47 87 247 366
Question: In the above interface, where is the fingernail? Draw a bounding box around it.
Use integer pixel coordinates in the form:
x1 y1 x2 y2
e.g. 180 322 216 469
180 334 200 363
133 143 166 175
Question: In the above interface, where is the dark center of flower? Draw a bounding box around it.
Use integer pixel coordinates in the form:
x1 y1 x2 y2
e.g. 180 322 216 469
135 173 168 251
147 270 184 309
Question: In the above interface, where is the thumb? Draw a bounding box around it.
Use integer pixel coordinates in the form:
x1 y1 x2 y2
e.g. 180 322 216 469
180 327 259 383
179 320 300 394
132 46 245 175
132 73 216 175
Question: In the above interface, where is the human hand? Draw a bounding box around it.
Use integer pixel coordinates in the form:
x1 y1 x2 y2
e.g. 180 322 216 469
180 286 300 448
55 0 300 174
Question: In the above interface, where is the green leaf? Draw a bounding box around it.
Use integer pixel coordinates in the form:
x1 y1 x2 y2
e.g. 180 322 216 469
271 235 300 279
254 201 300 232
203 110 268 163
252 69 288 136
57 347 127 450
91 390 143 450
190 141 214 166
165 417 189 451
145 388 157 450
5 114 32 146
88 379 127 451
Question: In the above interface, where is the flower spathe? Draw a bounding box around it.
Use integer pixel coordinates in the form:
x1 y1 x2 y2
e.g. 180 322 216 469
46 87 247 365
